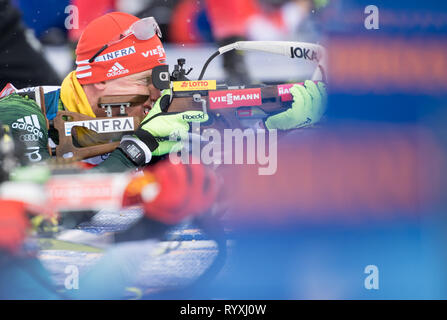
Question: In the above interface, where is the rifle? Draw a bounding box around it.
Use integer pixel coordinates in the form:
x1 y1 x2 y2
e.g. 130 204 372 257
53 41 327 161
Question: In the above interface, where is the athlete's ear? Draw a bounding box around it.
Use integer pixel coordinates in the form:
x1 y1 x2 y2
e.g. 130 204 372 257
92 81 107 91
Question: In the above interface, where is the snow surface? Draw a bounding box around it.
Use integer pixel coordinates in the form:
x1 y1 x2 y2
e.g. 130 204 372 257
37 208 229 298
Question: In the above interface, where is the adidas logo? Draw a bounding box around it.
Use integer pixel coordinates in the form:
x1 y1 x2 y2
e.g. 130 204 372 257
107 62 129 77
11 114 43 138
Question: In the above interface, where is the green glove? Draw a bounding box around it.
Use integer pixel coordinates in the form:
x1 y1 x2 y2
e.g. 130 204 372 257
118 89 208 165
140 89 208 156
265 80 327 131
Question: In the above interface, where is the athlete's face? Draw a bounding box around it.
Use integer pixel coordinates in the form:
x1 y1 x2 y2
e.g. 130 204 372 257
96 69 161 119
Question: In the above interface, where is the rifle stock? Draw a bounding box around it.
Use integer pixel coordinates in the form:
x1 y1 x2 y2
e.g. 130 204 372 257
168 83 295 130
53 111 139 160
53 82 301 160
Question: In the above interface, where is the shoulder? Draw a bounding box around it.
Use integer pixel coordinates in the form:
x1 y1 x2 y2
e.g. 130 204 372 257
0 93 47 138
0 93 43 115
0 86 61 118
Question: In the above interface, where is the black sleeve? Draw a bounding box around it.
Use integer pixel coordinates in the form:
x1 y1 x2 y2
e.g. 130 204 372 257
90 148 138 173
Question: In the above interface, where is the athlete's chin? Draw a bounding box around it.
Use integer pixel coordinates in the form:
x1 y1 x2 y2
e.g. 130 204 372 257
144 101 156 115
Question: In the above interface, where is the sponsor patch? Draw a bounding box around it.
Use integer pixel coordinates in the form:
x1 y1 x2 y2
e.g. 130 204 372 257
11 115 43 139
290 47 320 62
25 146 42 162
182 113 206 121
20 134 39 142
209 88 262 109
277 83 304 102
64 117 134 136
46 174 128 211
173 80 217 92
141 45 165 58
107 62 129 78
152 65 170 90
94 46 136 62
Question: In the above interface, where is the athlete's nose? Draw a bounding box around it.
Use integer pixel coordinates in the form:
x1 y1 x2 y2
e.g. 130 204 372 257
149 87 161 103
142 96 153 109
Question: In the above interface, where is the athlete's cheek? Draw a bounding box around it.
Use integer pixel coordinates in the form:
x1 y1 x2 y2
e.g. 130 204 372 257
126 105 146 119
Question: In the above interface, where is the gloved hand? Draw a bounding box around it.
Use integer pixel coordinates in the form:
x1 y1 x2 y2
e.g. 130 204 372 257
0 200 29 254
265 80 327 131
122 158 218 225
118 89 208 166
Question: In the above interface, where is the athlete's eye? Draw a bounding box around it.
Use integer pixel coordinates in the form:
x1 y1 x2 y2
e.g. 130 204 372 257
136 76 152 86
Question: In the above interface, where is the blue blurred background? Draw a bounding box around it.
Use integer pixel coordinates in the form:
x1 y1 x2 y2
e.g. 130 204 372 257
195 0 447 299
